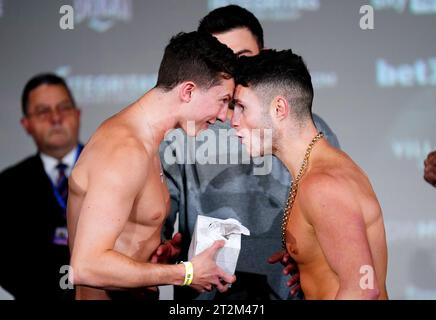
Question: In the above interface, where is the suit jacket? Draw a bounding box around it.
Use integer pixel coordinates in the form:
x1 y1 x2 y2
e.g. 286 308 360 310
0 149 80 300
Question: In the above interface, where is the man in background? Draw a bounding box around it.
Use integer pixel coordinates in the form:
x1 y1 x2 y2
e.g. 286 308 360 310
0 73 82 299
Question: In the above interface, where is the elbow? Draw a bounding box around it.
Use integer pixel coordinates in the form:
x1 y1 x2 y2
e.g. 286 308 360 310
355 283 380 300
362 287 380 300
337 283 381 300
70 256 103 288
70 258 90 287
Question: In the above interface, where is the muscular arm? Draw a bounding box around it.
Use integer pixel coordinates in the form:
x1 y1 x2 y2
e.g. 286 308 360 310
69 144 185 289
301 175 380 300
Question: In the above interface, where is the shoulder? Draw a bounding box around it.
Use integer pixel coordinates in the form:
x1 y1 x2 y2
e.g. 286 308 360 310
85 135 151 186
298 171 359 223
299 171 343 196
0 154 41 180
109 137 150 165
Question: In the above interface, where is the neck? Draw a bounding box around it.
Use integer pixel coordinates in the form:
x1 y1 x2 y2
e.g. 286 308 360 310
126 88 179 152
274 122 322 179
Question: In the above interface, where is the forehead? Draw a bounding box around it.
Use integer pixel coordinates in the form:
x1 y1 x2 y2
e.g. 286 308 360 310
234 85 260 103
28 84 71 105
208 78 235 94
213 27 260 56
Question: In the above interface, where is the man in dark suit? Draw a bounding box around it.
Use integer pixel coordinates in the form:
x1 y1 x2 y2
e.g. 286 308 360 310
0 73 81 300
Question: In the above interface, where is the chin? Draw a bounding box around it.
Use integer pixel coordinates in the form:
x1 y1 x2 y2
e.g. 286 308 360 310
47 137 70 148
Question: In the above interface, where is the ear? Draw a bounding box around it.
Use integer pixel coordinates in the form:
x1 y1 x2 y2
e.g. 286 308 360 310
179 81 196 103
20 117 32 135
270 96 289 121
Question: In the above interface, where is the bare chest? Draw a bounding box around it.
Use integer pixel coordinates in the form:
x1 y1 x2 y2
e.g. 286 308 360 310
114 168 170 261
284 203 320 265
131 168 170 227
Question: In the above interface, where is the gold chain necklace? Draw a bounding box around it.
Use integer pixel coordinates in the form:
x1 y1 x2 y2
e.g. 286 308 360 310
281 132 324 250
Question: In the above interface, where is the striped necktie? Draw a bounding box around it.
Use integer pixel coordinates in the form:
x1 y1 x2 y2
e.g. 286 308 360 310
55 162 68 208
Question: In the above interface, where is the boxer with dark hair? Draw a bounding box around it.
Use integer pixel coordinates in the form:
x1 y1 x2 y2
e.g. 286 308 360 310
232 49 388 299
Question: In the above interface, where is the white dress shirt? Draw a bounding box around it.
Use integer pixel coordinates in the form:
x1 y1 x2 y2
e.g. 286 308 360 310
40 145 79 184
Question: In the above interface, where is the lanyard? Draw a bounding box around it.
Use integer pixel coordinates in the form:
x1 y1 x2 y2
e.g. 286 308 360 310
50 145 82 212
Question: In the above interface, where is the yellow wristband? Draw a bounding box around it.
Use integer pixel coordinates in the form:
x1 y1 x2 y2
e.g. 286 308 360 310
180 261 193 286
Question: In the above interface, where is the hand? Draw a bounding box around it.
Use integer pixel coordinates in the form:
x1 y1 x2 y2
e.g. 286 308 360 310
268 250 301 296
424 151 436 187
150 233 182 264
190 240 236 293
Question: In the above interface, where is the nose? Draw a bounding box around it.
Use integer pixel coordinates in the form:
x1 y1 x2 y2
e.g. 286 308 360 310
49 109 63 124
231 111 240 129
216 104 228 123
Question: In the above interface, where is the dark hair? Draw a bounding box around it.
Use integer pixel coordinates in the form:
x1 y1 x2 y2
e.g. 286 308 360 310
156 31 236 91
236 49 314 121
21 73 75 116
198 5 264 49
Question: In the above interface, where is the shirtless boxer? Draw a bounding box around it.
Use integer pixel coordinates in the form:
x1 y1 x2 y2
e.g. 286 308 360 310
231 50 388 299
67 31 237 299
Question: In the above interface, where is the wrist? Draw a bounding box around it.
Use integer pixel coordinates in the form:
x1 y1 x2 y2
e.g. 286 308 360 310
178 261 193 286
